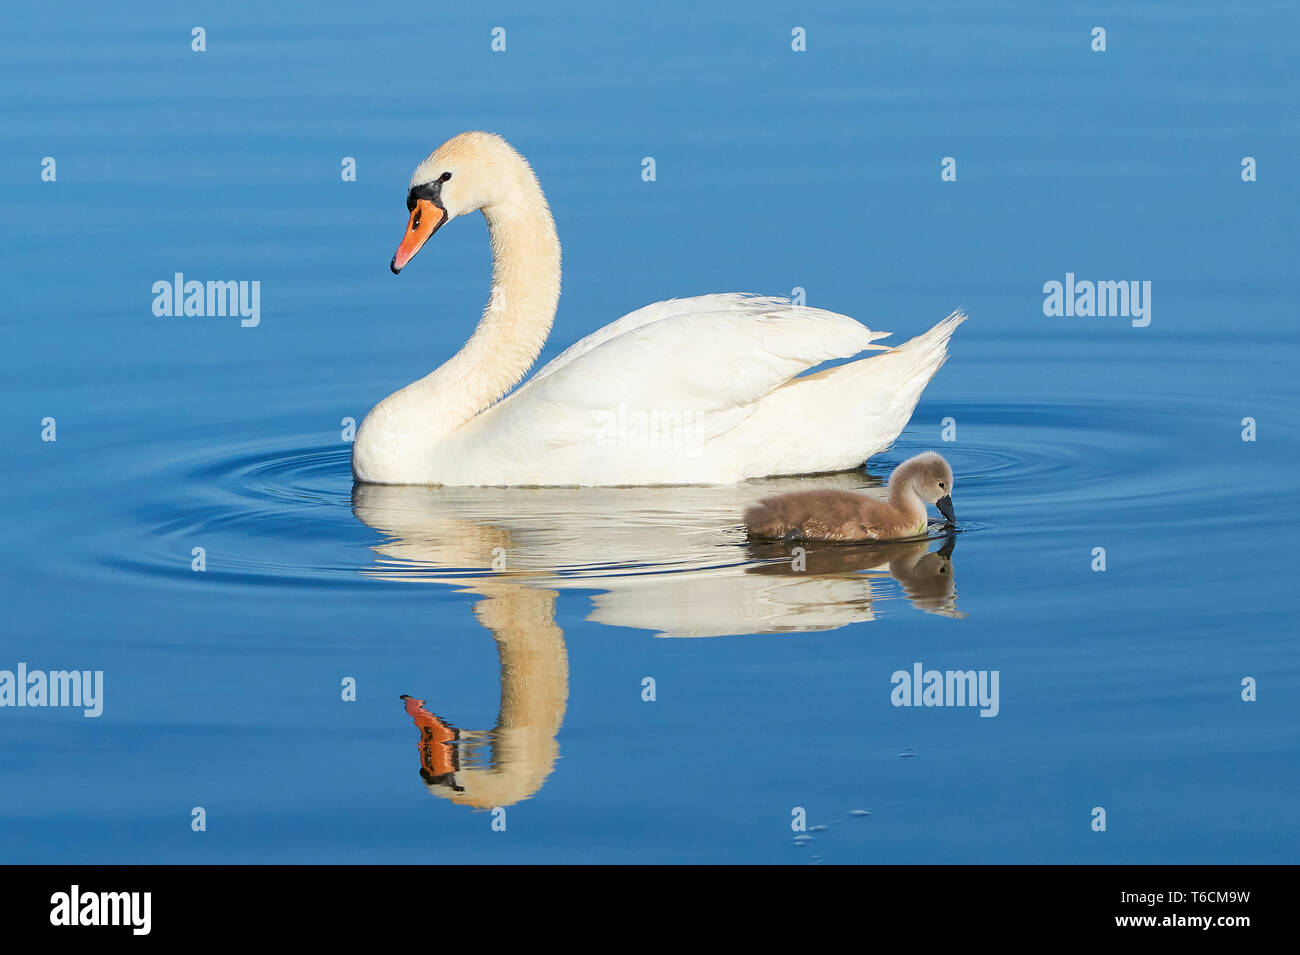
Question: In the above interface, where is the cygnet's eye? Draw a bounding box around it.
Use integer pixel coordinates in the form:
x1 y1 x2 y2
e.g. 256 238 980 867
439 171 452 182
938 481 946 489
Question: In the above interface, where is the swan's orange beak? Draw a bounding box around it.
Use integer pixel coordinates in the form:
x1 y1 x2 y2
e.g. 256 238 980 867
391 199 445 274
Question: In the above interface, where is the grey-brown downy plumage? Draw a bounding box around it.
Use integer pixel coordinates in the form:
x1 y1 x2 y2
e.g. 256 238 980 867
744 452 956 542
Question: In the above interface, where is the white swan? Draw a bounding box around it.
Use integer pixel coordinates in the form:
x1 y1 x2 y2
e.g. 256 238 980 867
353 131 966 486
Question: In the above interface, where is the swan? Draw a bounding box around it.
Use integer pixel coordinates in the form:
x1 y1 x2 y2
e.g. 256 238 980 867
353 131 967 486
744 451 956 542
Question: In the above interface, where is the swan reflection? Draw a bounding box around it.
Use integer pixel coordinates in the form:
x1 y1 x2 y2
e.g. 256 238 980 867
351 474 962 631
352 474 962 806
399 587 567 809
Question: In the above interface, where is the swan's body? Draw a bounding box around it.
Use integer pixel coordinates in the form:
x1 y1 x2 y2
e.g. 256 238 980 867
745 451 956 542
353 132 966 487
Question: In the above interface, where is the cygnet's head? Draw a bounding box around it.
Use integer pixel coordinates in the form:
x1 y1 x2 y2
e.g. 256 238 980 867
391 131 540 274
891 451 956 523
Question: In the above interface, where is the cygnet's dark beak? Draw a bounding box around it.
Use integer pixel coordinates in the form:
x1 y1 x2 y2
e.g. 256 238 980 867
936 495 956 524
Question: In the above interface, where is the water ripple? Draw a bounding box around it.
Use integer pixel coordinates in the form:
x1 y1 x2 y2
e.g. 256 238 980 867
93 395 1249 592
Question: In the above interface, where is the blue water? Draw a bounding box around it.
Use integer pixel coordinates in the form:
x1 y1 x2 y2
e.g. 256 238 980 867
2 1 1297 863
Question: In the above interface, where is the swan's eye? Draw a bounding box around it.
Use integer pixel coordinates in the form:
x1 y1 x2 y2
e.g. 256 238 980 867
412 211 421 230
439 171 452 182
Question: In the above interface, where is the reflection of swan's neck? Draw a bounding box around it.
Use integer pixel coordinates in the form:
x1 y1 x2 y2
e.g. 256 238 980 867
370 164 561 449
482 589 568 739
442 587 569 809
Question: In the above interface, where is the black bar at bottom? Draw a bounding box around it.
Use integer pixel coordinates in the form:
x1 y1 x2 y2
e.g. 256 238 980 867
0 864 1283 940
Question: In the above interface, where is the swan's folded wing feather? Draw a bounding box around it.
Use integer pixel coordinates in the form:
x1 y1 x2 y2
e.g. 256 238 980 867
529 293 888 387
472 297 891 453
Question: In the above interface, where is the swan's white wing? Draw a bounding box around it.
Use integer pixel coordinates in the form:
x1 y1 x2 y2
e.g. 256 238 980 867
527 294 888 408
443 295 891 483
529 293 886 386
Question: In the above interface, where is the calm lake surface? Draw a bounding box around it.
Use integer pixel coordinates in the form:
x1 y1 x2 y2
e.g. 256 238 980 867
1 1 1296 863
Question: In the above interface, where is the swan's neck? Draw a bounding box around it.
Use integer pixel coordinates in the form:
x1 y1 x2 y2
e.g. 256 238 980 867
888 478 928 528
358 173 560 477
432 198 562 423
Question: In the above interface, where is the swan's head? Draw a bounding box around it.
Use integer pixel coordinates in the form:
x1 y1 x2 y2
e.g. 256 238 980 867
892 451 956 523
391 131 537 274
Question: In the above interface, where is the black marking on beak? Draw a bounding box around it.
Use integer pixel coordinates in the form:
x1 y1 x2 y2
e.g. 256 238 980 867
936 494 956 524
420 770 466 792
391 179 450 275
406 178 446 211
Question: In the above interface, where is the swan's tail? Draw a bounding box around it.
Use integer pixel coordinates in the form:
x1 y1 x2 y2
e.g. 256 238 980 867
885 309 967 375
802 309 967 471
849 308 967 455
726 310 967 478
